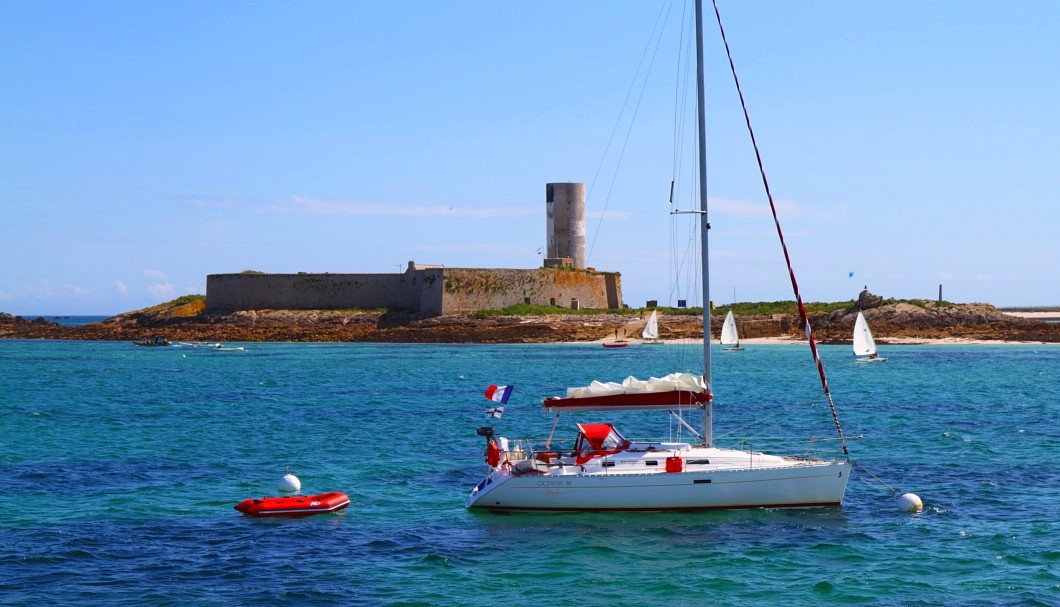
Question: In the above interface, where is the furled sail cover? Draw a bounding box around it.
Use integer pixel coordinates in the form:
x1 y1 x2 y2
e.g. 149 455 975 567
543 372 711 412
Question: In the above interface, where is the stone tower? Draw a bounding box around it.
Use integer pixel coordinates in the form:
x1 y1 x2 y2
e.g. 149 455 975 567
545 182 586 269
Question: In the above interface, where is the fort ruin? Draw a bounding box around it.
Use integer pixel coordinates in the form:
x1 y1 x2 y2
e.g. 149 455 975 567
204 183 621 316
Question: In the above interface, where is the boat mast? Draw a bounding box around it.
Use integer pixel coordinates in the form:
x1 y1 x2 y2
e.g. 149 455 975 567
695 0 713 447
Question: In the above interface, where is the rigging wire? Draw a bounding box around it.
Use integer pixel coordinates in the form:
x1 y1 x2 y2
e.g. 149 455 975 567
852 461 901 495
585 0 676 268
665 0 705 376
710 0 847 455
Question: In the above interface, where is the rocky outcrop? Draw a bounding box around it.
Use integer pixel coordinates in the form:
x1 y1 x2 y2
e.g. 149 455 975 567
805 302 1060 342
1 309 647 343
0 312 58 336
856 288 885 310
653 302 1060 343
3 300 1059 343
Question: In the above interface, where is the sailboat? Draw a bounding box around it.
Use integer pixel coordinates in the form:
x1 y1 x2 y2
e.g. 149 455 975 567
853 311 885 362
466 0 849 512
641 310 661 344
720 310 743 350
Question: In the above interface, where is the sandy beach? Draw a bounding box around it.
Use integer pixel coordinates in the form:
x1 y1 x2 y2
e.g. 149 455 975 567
1002 311 1060 320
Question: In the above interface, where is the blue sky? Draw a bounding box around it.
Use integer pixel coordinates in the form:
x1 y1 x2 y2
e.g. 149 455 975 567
3 1 1059 315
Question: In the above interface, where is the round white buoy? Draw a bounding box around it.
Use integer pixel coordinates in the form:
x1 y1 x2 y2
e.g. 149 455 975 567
897 492 923 512
279 472 301 493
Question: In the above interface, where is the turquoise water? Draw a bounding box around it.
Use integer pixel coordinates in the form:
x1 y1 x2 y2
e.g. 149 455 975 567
15 315 110 326
1 339 1058 606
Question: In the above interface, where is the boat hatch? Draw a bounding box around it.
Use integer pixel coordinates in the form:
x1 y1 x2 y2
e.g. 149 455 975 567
574 423 630 464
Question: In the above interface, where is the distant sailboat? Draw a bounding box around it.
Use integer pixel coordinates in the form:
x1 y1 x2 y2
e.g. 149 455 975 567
641 310 661 344
853 311 885 362
720 310 743 350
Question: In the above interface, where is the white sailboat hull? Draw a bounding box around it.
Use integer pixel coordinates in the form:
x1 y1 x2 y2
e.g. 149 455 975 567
467 448 849 512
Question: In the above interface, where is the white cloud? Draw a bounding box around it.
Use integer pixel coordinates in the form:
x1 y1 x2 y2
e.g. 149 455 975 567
709 196 834 220
143 269 169 280
148 283 177 299
285 196 535 218
190 194 627 220
115 281 129 295
24 280 57 298
586 209 633 220
710 197 767 217
411 243 532 256
2 280 93 305
189 197 244 210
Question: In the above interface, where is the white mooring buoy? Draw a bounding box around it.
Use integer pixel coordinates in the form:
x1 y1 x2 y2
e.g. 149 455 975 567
279 472 301 493
897 492 923 512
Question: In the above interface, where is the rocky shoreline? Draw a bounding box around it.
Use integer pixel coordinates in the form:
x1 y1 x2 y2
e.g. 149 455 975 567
3 300 1060 344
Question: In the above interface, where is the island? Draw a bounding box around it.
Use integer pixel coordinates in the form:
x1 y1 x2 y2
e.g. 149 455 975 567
3 290 1060 344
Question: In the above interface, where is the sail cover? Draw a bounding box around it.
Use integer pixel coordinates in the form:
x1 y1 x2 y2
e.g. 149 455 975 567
543 372 710 412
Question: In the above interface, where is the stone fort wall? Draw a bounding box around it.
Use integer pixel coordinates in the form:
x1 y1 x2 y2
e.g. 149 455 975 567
206 265 622 316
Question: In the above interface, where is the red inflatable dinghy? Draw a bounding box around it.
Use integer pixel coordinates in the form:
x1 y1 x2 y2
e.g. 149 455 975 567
234 491 350 517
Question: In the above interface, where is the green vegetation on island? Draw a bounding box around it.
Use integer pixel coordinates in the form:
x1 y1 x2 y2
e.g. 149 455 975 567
138 294 207 317
472 297 963 318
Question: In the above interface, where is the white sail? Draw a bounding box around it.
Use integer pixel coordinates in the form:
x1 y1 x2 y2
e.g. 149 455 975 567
642 310 659 340
720 310 740 346
853 311 878 357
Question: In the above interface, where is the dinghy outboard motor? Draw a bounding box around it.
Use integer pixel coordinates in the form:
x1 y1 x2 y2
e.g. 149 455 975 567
477 426 500 467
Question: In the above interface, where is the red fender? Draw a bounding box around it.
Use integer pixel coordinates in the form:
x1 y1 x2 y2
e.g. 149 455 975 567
485 441 501 467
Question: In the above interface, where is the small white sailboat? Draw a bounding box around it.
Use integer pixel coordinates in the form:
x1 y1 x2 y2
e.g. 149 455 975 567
720 310 743 350
641 310 661 344
853 311 885 362
466 0 849 513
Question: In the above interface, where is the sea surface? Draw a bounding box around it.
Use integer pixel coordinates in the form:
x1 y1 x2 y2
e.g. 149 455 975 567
1 339 1058 606
16 315 110 326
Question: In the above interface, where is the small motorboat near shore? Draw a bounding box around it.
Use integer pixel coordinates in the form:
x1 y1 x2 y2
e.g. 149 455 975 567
133 335 170 347
173 341 212 348
234 492 350 517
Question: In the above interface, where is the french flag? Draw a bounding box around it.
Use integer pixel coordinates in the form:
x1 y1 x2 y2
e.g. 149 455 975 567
484 384 513 404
